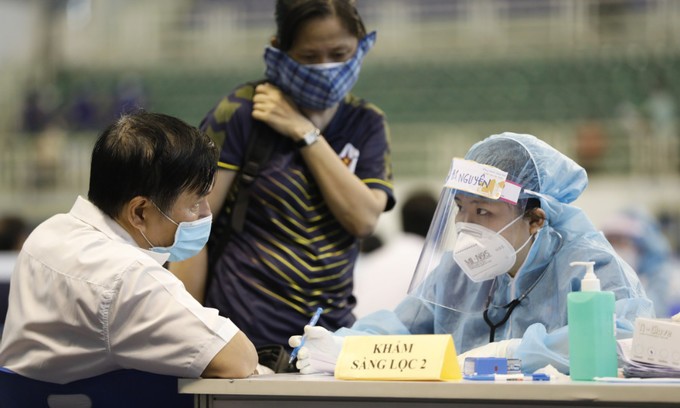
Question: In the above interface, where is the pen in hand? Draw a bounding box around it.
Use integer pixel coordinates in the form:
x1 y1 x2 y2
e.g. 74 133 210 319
289 307 323 364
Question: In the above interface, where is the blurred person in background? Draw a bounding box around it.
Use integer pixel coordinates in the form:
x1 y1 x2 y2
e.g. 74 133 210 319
353 190 437 318
113 73 149 118
601 207 680 317
20 89 49 134
642 74 679 174
68 83 100 131
170 0 394 350
574 116 608 174
358 234 383 255
0 215 31 337
20 84 62 135
0 216 31 252
32 121 67 189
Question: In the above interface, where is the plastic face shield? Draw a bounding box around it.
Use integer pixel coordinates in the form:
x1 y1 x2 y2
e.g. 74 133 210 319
407 158 529 313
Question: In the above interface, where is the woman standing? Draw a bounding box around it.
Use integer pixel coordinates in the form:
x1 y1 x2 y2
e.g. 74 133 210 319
171 0 394 349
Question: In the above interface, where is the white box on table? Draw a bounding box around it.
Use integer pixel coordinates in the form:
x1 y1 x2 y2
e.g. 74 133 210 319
631 317 680 369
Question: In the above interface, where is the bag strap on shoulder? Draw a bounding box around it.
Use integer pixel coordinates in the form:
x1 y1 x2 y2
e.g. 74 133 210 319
207 80 278 273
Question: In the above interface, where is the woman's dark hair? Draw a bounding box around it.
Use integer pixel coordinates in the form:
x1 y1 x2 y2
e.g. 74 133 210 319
523 198 542 221
274 0 367 51
88 111 218 218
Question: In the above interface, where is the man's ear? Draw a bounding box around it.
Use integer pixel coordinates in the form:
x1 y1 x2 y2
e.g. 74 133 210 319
270 35 279 48
126 196 151 230
528 208 546 234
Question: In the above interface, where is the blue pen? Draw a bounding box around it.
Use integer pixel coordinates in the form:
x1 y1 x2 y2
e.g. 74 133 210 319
289 307 323 364
464 373 551 381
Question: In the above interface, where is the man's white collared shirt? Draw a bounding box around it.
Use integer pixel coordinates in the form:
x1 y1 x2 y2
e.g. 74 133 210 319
0 196 239 383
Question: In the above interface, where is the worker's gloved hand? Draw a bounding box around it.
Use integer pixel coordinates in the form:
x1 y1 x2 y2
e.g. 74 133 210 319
288 326 344 374
456 338 521 368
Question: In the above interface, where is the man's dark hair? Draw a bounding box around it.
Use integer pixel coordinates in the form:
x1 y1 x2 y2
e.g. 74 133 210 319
88 111 218 218
401 191 438 238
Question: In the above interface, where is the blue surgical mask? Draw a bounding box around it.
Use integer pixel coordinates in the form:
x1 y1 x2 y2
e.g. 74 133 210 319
263 31 377 110
140 203 212 262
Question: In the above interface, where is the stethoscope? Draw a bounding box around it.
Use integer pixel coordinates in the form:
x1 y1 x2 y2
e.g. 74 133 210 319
481 229 558 343
482 275 542 342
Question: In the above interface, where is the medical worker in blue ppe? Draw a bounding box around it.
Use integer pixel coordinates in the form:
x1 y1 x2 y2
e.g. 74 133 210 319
602 208 680 317
289 132 654 375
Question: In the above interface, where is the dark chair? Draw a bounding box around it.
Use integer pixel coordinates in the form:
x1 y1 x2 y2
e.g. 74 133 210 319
0 367 192 408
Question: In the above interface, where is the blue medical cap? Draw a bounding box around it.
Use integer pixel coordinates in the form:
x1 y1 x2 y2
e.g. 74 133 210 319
465 132 588 204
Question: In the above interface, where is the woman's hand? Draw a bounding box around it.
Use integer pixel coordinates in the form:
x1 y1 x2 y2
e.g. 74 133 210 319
252 83 315 141
251 82 387 237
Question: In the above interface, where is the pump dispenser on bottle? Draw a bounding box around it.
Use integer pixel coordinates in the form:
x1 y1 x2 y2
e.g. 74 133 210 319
567 261 618 381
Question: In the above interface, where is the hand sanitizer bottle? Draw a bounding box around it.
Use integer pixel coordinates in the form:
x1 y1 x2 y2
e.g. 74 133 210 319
567 261 617 380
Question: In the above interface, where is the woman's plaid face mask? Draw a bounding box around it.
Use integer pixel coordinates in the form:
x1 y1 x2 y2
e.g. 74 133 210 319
263 31 376 110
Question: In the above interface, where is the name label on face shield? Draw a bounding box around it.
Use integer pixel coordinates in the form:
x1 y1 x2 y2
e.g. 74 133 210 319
334 335 462 381
446 158 522 205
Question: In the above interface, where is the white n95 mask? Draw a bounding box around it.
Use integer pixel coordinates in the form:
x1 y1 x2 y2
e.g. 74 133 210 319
452 215 531 282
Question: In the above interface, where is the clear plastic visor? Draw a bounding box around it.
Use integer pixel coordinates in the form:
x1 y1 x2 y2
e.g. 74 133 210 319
407 159 530 313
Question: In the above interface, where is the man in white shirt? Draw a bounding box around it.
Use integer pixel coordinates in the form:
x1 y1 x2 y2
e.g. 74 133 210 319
0 111 258 384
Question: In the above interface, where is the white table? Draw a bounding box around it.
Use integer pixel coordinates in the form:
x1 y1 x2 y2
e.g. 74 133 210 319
179 373 680 407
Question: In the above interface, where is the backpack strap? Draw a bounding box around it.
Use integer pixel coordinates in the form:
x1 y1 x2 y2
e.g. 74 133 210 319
228 119 276 233
207 80 278 276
